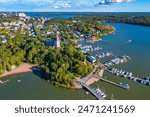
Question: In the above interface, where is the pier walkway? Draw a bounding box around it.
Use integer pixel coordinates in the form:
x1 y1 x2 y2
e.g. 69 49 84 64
106 68 150 86
99 78 129 89
77 80 104 100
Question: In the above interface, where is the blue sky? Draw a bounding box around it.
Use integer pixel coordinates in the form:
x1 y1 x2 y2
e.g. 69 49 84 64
0 0 149 12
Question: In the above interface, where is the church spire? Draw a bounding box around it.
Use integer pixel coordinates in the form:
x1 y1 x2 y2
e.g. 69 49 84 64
55 31 60 48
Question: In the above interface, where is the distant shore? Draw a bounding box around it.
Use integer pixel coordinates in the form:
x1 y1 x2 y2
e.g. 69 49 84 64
0 63 32 78
87 30 115 43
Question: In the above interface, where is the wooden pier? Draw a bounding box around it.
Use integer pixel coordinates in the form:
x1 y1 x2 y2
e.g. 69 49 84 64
99 78 129 90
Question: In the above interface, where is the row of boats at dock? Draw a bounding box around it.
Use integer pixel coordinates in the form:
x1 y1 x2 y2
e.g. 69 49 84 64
92 87 107 100
142 77 150 81
107 68 133 78
77 80 107 100
95 52 113 59
78 45 102 53
107 68 150 86
137 77 150 86
103 55 131 67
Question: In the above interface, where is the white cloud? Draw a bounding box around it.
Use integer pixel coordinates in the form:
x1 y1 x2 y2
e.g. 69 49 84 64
97 0 134 5
49 0 134 8
0 0 134 9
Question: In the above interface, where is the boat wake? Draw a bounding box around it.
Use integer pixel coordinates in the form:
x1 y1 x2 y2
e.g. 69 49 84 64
127 40 132 43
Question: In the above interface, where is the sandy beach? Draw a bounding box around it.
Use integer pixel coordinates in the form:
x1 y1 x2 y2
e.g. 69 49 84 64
1 62 104 89
0 63 32 78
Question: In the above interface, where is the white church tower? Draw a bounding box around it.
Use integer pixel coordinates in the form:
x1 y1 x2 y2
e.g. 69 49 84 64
55 31 60 48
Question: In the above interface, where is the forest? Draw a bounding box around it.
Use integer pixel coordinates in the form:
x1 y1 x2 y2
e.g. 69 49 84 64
78 13 150 26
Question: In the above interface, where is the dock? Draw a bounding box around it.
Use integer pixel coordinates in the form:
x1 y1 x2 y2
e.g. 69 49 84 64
95 52 113 59
99 78 129 90
107 67 150 86
77 80 105 100
103 55 131 67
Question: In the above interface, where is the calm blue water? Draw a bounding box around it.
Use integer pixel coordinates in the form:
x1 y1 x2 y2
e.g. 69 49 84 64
80 22 150 76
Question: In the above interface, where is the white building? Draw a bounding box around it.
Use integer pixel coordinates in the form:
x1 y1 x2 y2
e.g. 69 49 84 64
18 13 26 17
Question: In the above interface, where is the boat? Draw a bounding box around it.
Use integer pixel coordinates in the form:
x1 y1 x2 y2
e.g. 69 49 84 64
17 80 21 83
127 40 132 43
118 82 129 89
93 87 107 98
3 80 9 83
0 80 4 84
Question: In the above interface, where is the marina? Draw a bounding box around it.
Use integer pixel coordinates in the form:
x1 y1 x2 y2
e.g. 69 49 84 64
107 68 150 86
78 45 102 53
95 52 113 59
103 55 131 67
77 79 106 100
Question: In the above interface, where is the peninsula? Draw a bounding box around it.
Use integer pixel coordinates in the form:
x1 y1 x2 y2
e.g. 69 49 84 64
0 13 115 88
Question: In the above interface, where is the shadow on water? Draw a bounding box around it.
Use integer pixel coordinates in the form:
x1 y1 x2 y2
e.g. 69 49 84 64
30 66 44 79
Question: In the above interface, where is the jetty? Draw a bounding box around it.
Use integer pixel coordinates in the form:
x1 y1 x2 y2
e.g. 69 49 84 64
99 78 129 89
107 68 150 86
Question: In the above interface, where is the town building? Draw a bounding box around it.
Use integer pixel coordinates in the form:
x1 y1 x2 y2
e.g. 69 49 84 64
86 56 96 63
18 12 26 17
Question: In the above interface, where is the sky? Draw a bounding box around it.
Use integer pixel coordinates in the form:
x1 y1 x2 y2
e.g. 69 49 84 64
0 0 149 12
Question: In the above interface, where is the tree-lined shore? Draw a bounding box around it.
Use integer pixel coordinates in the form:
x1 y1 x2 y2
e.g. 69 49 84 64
77 13 150 26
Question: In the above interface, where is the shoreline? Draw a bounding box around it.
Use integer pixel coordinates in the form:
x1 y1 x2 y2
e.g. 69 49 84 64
86 30 115 43
0 63 32 79
72 68 104 89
